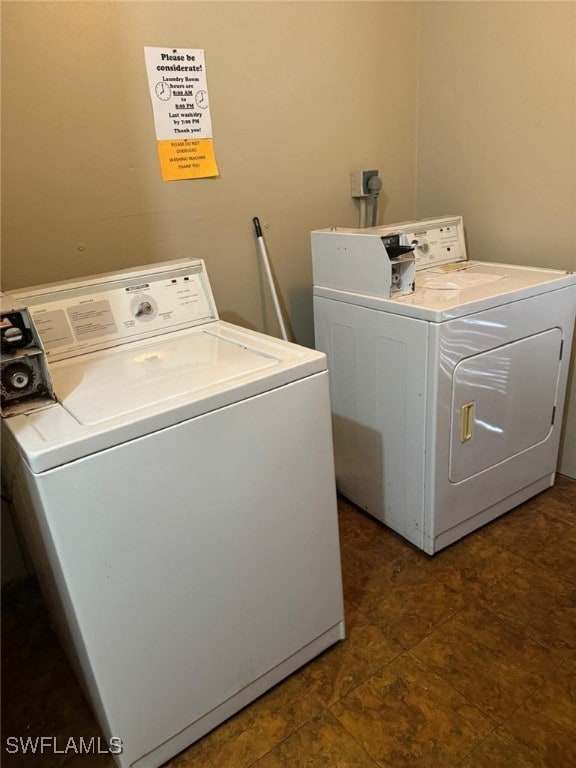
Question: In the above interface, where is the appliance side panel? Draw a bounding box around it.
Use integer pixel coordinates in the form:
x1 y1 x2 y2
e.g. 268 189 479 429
7 373 344 767
377 335 409 530
314 296 428 546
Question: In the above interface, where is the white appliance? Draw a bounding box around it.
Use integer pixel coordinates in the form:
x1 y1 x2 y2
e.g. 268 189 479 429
1 259 344 768
312 215 576 554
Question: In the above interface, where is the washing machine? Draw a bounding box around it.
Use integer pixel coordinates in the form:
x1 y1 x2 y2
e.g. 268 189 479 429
0 259 345 768
312 215 576 554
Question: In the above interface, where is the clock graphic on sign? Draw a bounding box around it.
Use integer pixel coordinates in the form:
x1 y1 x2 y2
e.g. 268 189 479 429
195 90 208 109
155 82 172 101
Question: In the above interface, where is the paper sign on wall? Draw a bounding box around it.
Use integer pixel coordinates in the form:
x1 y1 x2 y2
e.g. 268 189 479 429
144 47 219 181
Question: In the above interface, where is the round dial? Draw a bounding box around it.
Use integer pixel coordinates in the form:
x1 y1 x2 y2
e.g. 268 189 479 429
2 361 34 393
130 295 159 322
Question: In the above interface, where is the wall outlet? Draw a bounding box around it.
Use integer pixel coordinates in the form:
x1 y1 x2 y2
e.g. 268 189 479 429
350 169 379 198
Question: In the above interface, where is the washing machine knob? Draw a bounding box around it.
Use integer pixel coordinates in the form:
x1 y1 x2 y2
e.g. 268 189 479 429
2 362 34 392
136 301 154 316
3 326 24 345
11 371 30 389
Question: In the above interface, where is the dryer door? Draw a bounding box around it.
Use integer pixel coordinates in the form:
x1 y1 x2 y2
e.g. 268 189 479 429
449 328 562 483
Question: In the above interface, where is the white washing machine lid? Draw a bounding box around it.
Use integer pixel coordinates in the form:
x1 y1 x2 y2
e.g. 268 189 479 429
53 326 280 426
314 261 576 321
4 321 327 473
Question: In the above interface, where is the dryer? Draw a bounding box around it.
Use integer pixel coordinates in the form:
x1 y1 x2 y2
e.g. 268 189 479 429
312 216 576 554
1 259 344 768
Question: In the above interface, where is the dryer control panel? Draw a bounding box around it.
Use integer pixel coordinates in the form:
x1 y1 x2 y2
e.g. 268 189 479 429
312 216 467 300
3 259 218 362
312 227 416 299
390 216 467 271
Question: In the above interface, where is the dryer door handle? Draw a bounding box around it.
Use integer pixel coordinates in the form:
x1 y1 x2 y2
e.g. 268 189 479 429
460 402 475 442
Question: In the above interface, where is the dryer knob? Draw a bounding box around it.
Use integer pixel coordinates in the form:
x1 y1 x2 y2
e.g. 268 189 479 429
411 239 429 254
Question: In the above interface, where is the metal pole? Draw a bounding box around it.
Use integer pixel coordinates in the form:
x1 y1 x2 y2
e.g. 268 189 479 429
252 217 289 341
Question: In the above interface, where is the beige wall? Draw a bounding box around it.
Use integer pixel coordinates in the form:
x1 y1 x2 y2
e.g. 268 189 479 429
416 1 576 478
1 1 418 345
416 2 576 271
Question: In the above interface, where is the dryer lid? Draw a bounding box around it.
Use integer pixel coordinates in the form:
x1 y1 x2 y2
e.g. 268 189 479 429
314 262 576 321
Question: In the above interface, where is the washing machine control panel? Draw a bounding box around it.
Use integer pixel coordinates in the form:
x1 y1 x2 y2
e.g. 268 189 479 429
3 259 218 362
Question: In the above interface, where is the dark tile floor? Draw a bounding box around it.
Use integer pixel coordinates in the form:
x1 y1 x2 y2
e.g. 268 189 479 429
2 476 575 767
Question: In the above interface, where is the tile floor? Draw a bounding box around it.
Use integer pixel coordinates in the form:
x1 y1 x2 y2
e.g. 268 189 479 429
2 476 575 767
